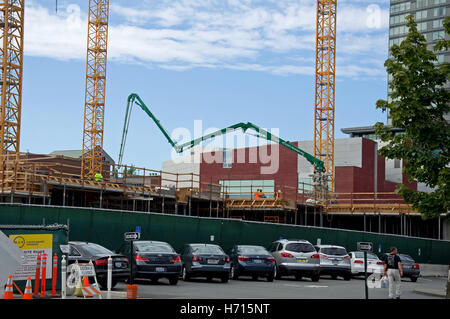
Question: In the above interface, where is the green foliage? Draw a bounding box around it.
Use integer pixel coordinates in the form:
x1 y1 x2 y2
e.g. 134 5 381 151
375 15 450 219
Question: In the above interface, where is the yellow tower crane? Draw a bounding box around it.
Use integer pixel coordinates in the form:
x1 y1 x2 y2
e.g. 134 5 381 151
81 0 110 180
0 0 25 156
314 0 336 191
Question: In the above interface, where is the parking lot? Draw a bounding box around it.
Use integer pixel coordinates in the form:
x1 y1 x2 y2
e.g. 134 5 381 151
114 275 446 299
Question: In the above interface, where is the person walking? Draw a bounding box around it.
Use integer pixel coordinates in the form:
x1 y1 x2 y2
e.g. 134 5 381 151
383 247 403 299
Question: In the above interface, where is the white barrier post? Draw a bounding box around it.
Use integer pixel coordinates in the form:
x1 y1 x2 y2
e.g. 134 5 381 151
61 255 67 299
107 256 112 299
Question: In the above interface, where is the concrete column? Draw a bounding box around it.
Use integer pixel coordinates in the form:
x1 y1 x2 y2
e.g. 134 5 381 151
363 213 366 232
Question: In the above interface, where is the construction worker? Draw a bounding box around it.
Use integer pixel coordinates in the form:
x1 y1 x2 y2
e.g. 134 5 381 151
260 189 267 198
94 172 103 182
254 189 261 199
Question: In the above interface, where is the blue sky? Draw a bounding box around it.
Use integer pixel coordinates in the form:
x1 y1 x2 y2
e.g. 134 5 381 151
21 0 390 169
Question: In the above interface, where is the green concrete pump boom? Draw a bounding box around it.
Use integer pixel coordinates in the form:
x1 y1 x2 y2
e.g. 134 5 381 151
118 93 325 173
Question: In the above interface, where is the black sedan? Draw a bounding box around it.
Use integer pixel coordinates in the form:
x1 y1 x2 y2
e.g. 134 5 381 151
117 240 181 285
68 241 129 289
229 245 276 281
180 243 231 283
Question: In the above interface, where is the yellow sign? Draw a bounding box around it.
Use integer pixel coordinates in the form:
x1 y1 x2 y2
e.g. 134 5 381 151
9 234 53 250
9 234 53 280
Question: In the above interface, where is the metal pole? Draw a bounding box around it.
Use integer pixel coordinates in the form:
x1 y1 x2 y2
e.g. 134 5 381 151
63 184 66 206
364 251 369 300
129 240 133 285
438 215 441 240
107 256 112 299
61 255 66 299
378 213 381 234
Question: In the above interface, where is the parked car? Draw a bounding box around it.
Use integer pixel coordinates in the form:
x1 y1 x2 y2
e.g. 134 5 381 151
228 245 276 282
349 251 384 276
382 253 420 282
269 239 320 282
68 241 129 289
180 243 231 283
117 240 181 285
314 245 351 280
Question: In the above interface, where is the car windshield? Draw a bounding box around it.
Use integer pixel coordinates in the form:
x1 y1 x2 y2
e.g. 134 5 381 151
135 242 174 253
285 243 315 253
321 247 347 256
354 252 378 259
399 254 414 262
79 243 113 255
192 245 224 255
238 246 268 255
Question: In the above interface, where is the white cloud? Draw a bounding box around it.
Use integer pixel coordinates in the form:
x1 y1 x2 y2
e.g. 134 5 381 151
23 1 390 79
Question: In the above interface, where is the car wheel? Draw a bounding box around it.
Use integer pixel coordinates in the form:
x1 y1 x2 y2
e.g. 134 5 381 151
169 276 179 285
221 276 229 283
411 276 418 282
311 274 320 282
343 274 351 281
230 264 239 280
331 274 338 280
252 275 258 281
274 264 281 279
267 273 274 282
182 266 191 281
150 278 159 283
295 274 303 281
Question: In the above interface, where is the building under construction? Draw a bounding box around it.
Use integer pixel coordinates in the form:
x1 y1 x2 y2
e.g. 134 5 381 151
0 1 448 244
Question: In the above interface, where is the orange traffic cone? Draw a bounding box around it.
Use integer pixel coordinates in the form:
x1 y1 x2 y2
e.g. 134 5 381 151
3 274 14 299
83 276 89 287
23 276 33 299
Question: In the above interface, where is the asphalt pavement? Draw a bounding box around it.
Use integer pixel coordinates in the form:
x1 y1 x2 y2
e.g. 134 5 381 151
110 275 447 299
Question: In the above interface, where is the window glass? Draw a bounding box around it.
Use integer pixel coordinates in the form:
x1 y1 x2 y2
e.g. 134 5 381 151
321 247 348 256
70 245 82 257
191 245 224 255
238 246 269 255
79 243 113 255
135 242 175 253
285 243 315 253
354 252 379 259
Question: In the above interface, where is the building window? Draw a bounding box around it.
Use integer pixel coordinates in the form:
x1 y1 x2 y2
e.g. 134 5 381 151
222 150 232 168
394 159 401 169
391 2 411 14
416 0 429 8
433 19 444 29
433 30 445 41
434 0 446 4
433 7 446 17
416 10 428 20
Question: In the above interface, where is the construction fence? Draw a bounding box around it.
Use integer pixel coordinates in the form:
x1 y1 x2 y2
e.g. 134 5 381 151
0 204 449 265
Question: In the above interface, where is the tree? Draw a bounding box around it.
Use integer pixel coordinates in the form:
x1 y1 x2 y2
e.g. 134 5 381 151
374 15 450 219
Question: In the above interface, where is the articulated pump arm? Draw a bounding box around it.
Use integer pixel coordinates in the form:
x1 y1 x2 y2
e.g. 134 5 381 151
119 93 326 174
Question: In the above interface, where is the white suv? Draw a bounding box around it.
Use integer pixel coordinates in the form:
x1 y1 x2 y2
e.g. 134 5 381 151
269 239 320 282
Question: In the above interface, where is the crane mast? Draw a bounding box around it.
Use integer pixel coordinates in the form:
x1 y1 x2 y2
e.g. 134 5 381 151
0 0 24 156
81 0 110 180
314 0 336 191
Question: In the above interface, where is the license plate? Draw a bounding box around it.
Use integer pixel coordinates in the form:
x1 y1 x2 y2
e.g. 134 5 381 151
155 267 166 272
115 262 125 268
253 259 263 264
298 259 307 263
207 259 219 264
332 261 339 265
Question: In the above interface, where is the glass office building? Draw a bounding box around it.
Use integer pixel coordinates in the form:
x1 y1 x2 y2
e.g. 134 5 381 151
387 0 450 125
